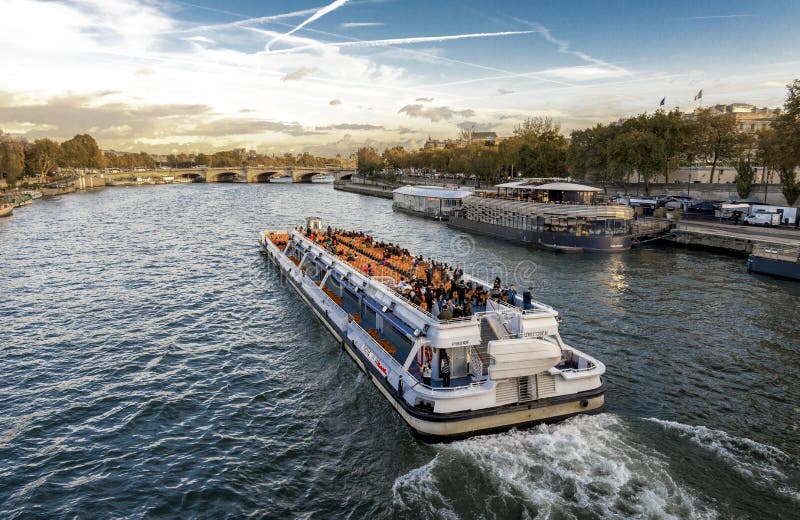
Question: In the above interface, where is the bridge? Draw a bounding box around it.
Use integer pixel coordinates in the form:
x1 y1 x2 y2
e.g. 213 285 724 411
105 166 356 183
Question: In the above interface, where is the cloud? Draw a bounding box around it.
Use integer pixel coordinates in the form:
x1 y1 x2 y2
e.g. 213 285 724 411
0 91 212 139
264 31 534 54
415 97 434 102
398 104 475 122
397 126 415 134
282 67 316 81
315 123 384 130
497 89 515 95
178 118 321 137
184 35 214 45
134 68 155 77
341 22 384 28
267 0 351 50
329 98 342 105
300 133 423 156
456 121 497 131
758 81 789 88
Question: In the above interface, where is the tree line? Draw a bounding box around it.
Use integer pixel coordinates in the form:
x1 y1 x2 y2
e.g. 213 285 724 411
357 79 800 204
0 132 347 187
357 117 569 180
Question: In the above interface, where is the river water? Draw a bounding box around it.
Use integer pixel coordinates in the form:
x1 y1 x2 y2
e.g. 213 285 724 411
1 183 798 519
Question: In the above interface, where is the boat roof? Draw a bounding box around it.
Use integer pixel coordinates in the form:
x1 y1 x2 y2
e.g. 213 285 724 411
393 185 473 199
463 197 633 218
494 181 602 192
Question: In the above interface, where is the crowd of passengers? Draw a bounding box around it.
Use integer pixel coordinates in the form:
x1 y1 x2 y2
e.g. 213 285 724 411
305 226 536 319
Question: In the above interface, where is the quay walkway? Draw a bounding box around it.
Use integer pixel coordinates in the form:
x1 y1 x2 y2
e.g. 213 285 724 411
668 220 800 255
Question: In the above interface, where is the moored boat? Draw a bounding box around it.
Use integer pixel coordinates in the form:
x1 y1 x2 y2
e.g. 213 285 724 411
748 243 800 281
0 202 13 217
392 185 473 220
260 218 606 440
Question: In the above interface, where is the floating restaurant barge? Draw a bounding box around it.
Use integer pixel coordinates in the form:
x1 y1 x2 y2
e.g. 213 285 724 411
260 218 606 440
448 181 670 253
392 185 472 220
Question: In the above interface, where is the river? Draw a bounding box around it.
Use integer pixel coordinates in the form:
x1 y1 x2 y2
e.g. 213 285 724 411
1 183 798 518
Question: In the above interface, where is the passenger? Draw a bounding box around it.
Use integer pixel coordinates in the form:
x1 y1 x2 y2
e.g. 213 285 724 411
431 300 440 317
440 352 451 387
508 285 517 306
523 286 533 310
465 348 471 376
422 361 431 386
437 304 453 321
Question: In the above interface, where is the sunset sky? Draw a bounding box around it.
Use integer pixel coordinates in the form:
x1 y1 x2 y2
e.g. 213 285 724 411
0 0 798 155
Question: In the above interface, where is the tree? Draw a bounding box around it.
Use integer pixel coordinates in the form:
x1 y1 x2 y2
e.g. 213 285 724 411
0 134 25 187
59 134 104 169
356 147 382 176
567 124 622 184
382 146 409 170
500 117 568 178
692 109 743 183
772 79 800 204
646 109 691 184
779 167 799 206
734 158 756 199
25 138 61 183
608 129 666 194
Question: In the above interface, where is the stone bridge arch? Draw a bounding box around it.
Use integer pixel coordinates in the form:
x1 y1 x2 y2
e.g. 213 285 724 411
246 169 289 183
335 169 355 182
177 172 204 182
206 170 242 183
293 170 325 183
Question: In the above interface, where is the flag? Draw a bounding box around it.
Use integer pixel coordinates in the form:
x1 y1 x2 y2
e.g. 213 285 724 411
694 89 703 101
660 97 665 106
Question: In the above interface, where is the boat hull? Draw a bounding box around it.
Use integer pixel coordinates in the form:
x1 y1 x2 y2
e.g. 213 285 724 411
0 205 13 217
262 241 606 441
448 215 631 253
748 256 800 281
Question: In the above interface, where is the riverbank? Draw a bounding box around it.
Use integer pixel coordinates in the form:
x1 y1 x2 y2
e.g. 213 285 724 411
332 180 394 199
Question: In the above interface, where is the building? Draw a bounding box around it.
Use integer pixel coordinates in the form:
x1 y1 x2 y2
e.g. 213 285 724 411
423 137 458 150
706 103 780 133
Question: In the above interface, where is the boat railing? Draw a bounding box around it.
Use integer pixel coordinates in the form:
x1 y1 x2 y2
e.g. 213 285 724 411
468 345 483 378
751 243 800 263
347 319 407 376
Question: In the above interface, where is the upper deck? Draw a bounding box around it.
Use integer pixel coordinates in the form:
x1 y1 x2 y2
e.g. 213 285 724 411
266 228 558 325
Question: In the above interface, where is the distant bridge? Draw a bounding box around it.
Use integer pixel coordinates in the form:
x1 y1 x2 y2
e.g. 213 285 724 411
105 166 356 183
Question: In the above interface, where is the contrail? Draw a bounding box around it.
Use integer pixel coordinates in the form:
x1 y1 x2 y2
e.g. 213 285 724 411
688 14 759 20
263 31 535 54
172 7 320 34
267 0 351 50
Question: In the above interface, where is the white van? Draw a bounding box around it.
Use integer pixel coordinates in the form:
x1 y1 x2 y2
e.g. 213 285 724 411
743 212 780 226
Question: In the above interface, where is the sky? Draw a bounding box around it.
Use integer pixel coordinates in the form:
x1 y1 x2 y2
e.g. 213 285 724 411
0 0 798 156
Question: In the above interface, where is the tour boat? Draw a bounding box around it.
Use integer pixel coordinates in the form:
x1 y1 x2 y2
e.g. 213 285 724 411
259 218 606 440
0 202 13 217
